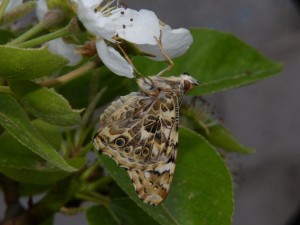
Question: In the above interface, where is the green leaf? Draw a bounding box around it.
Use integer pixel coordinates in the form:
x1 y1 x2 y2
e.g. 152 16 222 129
0 132 85 184
0 29 15 44
96 127 233 225
9 80 81 126
86 198 160 225
97 156 177 224
204 124 255 154
180 103 254 154
0 94 77 172
86 205 119 225
32 119 62 149
163 128 233 225
0 46 67 80
57 67 132 109
110 198 160 225
134 28 282 95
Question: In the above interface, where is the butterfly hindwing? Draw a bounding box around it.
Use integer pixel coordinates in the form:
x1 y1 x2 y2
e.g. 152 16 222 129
93 75 199 205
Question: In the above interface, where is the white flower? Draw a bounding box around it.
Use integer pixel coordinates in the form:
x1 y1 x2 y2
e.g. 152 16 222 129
47 38 82 66
96 39 133 77
138 25 193 61
36 0 48 21
76 0 193 78
77 0 161 78
77 0 116 41
36 0 82 66
105 8 161 45
1 0 23 13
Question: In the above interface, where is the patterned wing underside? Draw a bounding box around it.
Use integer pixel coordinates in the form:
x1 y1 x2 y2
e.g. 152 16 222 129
94 92 179 205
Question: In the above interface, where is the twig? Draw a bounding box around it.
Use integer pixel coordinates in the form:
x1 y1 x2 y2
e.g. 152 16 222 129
40 60 99 88
0 175 25 224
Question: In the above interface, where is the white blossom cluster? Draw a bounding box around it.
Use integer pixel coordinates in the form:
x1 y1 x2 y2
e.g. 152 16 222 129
36 0 193 76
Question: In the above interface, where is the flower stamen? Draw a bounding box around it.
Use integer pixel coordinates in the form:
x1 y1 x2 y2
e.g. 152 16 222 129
99 0 115 11
119 2 128 9
102 6 117 16
94 0 118 15
76 0 193 77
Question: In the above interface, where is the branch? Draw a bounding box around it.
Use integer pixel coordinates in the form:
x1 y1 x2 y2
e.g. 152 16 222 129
0 175 25 225
40 60 99 87
0 176 80 225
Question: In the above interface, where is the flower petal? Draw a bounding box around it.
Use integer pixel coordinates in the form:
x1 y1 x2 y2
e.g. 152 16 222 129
2 0 23 13
112 8 160 45
77 0 116 41
138 25 193 61
76 1 161 45
77 0 99 8
96 39 134 78
46 38 82 66
36 0 48 21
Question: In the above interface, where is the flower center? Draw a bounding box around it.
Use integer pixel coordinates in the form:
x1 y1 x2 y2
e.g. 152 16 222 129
89 1 143 42
94 0 134 29
94 0 119 16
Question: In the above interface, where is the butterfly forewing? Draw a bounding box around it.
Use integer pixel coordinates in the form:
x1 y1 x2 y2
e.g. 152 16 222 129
93 74 199 205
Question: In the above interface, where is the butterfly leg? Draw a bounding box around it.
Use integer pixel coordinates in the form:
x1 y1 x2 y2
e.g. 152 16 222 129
116 43 143 78
155 30 174 77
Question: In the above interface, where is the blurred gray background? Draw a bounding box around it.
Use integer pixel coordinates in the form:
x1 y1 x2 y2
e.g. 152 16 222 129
123 1 300 225
1 0 300 225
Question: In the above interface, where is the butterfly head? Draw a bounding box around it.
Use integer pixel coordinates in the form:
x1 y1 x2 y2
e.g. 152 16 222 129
137 73 200 96
180 73 200 93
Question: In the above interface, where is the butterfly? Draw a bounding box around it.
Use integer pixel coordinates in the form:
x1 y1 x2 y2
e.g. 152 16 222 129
93 73 199 205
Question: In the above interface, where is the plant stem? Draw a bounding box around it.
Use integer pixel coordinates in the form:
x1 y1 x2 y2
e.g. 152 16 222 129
73 126 93 156
12 17 80 48
0 0 9 21
40 60 98 87
81 87 107 129
59 206 85 215
15 26 72 48
8 22 47 46
80 160 101 182
75 192 109 205
0 86 12 94
64 129 75 158
85 176 114 192
73 87 107 151
0 175 25 223
78 142 94 157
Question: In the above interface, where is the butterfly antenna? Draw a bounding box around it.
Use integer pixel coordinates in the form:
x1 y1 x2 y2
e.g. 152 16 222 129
155 29 174 77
